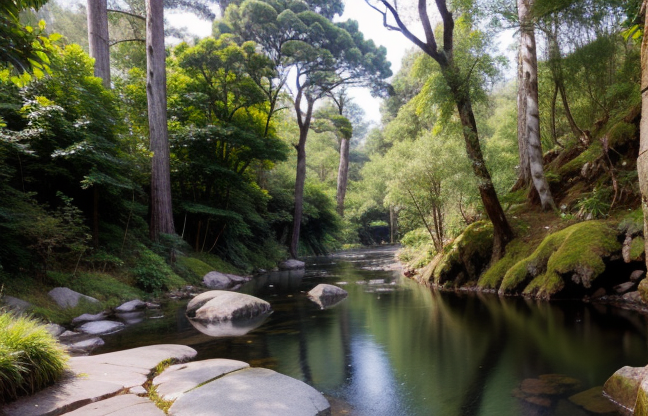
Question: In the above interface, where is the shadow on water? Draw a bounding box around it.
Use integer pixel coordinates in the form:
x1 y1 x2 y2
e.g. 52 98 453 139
96 246 648 416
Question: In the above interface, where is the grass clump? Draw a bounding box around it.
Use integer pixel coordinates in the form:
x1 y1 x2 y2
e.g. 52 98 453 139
191 253 244 275
499 221 620 298
0 312 68 404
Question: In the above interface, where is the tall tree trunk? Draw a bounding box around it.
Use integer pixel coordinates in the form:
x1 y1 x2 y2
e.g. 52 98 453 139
336 137 349 216
389 206 396 244
147 0 175 240
447 73 514 261
519 0 556 211
516 41 531 187
87 0 110 89
289 93 314 259
639 0 648 273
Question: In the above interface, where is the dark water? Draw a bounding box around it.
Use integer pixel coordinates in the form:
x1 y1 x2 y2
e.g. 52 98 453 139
96 246 648 416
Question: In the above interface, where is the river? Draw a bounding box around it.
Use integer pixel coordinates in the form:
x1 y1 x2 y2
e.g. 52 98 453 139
96 246 648 416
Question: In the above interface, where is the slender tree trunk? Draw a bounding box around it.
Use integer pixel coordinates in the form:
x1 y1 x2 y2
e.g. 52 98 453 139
638 0 648 273
146 0 175 240
336 137 350 216
447 74 514 261
87 0 110 89
519 0 556 211
516 41 531 186
289 93 314 259
389 206 395 244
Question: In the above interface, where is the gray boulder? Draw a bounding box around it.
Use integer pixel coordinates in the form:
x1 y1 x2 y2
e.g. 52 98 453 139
1 295 32 312
67 337 105 354
78 320 124 335
202 271 250 290
169 367 330 416
186 290 271 322
613 282 635 295
48 287 100 309
623 291 642 303
72 311 109 325
630 270 646 282
308 284 348 309
279 259 306 270
115 299 146 313
45 323 66 337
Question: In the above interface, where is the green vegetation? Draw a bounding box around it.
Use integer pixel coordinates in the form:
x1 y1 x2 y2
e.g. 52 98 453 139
0 311 68 403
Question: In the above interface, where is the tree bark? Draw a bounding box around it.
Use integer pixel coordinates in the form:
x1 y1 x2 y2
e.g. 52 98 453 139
336 137 349 216
146 0 175 240
519 0 556 211
639 0 648 272
289 92 314 259
87 0 110 89
516 41 531 186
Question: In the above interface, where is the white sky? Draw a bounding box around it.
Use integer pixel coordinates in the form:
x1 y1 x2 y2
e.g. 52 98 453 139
163 1 516 124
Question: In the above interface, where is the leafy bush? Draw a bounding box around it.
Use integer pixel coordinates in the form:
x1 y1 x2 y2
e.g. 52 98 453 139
576 188 611 219
0 312 68 403
131 246 185 292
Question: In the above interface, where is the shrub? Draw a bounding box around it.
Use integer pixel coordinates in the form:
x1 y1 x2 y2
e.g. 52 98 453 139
0 312 68 403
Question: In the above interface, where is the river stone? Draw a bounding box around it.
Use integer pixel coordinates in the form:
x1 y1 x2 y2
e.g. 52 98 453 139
569 386 618 414
45 323 66 337
59 394 165 416
623 291 642 303
116 311 145 325
115 299 146 313
78 320 125 335
639 279 648 304
203 271 234 289
1 295 32 312
279 259 306 270
169 367 330 416
603 365 648 413
72 311 109 325
186 290 271 322
153 358 249 400
614 282 636 294
308 284 348 309
48 287 100 309
519 374 581 396
631 270 646 282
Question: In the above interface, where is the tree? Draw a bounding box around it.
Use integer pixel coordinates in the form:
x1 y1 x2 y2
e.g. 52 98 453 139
87 0 110 88
329 89 353 217
366 0 514 260
146 0 175 239
517 0 555 210
640 0 648 272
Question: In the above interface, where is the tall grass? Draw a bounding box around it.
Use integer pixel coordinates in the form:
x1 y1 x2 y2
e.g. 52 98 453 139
0 311 69 403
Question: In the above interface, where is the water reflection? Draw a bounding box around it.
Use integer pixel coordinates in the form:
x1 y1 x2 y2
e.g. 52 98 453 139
188 313 270 337
97 247 648 416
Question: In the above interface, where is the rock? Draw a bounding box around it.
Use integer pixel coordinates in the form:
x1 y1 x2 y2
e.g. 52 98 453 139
169 367 330 416
78 320 125 335
591 288 607 299
146 302 161 309
630 270 646 282
1 295 32 312
129 386 147 395
520 374 581 396
603 365 648 413
45 323 66 337
614 282 636 295
153 358 249 400
203 271 250 290
623 291 642 303
308 284 348 309
115 299 146 313
188 313 269 337
623 234 633 263
60 330 80 337
48 287 100 309
116 311 145 325
186 290 271 322
278 259 306 270
639 279 648 304
60 393 165 416
72 311 109 325
67 337 105 353
569 386 618 414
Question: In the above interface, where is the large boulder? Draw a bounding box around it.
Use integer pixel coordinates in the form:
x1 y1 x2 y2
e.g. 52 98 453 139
603 365 648 413
1 295 32 312
308 284 348 309
186 291 271 322
115 300 146 313
202 271 250 290
169 367 330 416
48 287 100 309
279 259 306 270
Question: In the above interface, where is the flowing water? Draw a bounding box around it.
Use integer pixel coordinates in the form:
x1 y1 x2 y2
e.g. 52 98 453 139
96 246 648 416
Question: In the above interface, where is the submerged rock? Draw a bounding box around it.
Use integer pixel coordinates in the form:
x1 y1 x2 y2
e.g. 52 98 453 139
186 290 271 322
308 284 348 309
570 386 618 414
512 374 581 408
48 287 100 309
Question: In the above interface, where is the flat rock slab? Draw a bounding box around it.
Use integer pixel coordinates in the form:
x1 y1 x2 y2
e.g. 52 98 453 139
169 367 330 416
278 259 305 270
153 358 249 400
48 287 100 309
115 299 146 313
71 344 197 374
72 311 109 325
60 394 165 416
186 291 271 322
3 376 125 416
78 320 125 335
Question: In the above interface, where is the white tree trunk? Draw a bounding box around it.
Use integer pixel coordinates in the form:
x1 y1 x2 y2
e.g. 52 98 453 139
518 0 556 210
87 0 110 88
516 41 530 186
146 0 175 239
639 0 648 271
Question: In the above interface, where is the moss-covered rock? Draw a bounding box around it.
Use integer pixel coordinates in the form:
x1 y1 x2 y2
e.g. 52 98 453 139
630 237 645 262
427 221 493 286
603 365 648 414
478 239 532 289
638 278 648 304
499 221 621 299
176 256 214 280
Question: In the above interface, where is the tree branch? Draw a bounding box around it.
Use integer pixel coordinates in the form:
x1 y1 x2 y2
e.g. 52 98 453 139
107 8 145 21
109 38 145 47
434 0 454 54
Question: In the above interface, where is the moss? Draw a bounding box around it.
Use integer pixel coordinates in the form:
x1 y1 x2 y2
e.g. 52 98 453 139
432 221 493 285
191 253 243 275
478 239 532 289
499 221 620 299
630 237 645 261
639 278 648 304
607 121 636 147
619 209 645 235
558 141 602 177
636 383 648 416
175 257 213 282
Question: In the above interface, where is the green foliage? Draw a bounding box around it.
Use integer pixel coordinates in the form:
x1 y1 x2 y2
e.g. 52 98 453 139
0 311 68 403
576 188 611 219
618 209 644 235
131 246 186 293
478 240 532 289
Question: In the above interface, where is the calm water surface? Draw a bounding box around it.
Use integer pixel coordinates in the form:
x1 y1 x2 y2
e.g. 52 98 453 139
97 246 648 416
